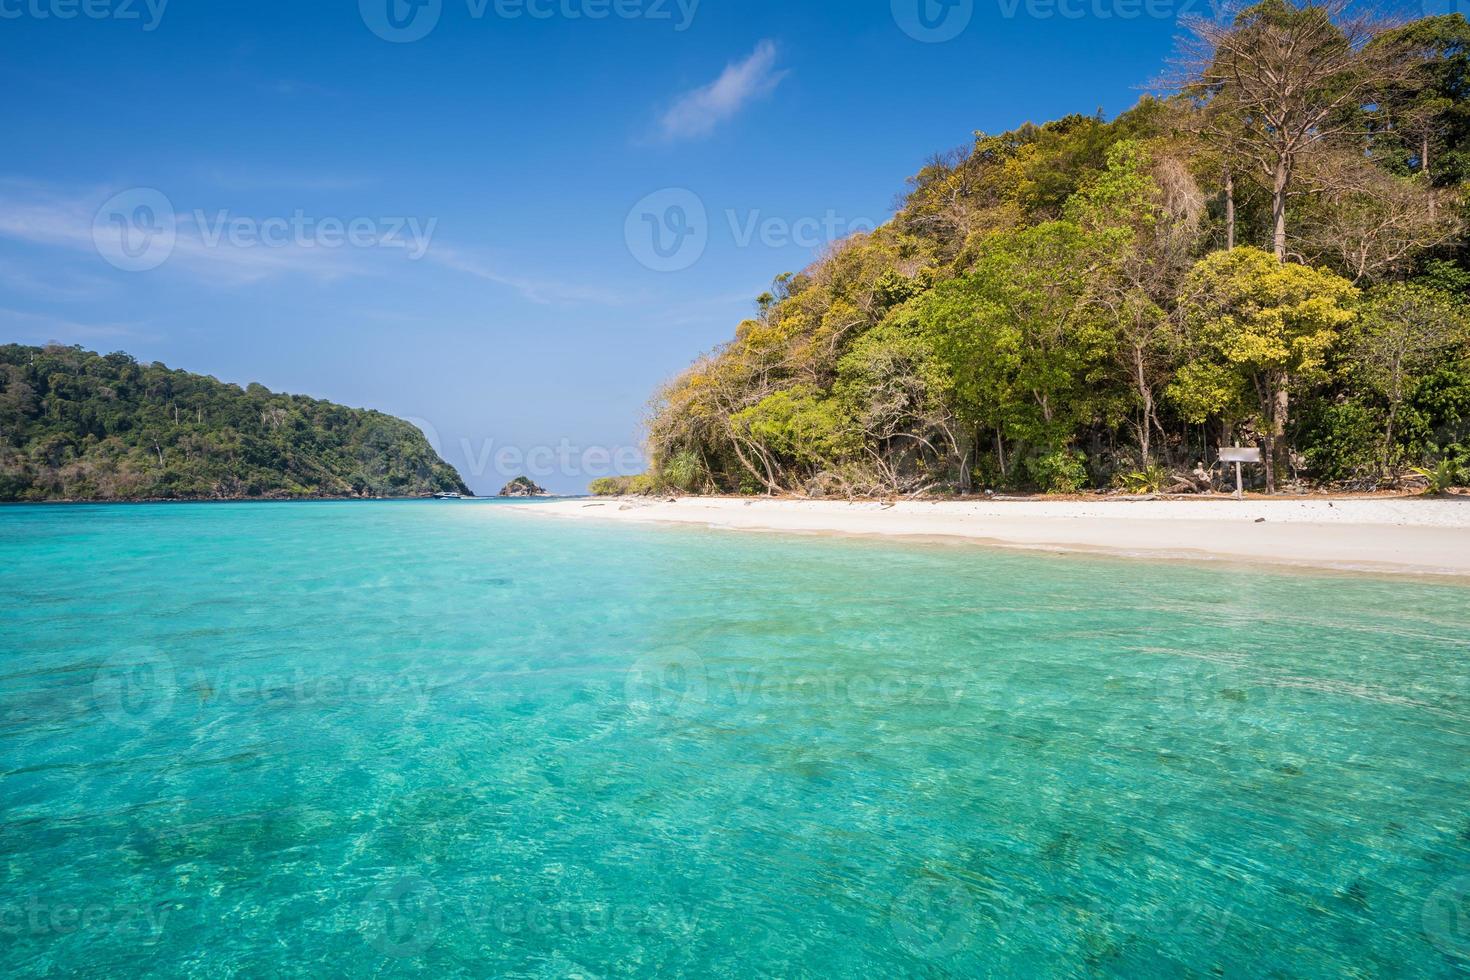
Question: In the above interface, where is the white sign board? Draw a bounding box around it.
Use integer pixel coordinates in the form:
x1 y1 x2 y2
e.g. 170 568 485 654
1220 447 1263 464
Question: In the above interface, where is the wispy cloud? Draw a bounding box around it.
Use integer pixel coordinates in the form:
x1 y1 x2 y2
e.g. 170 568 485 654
657 40 788 142
202 168 376 193
257 79 338 100
0 256 113 301
428 246 634 307
0 307 149 344
0 181 623 305
0 184 370 285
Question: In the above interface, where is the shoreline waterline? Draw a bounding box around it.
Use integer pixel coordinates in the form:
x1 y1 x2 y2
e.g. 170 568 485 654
507 495 1470 581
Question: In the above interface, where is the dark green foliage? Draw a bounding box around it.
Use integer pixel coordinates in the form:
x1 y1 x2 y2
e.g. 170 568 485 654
0 344 470 502
1402 360 1470 470
1298 399 1383 484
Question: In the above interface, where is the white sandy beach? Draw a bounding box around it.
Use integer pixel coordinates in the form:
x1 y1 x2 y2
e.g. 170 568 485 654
513 495 1470 579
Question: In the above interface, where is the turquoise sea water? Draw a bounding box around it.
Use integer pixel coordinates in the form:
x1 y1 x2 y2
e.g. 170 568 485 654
1 500 1469 977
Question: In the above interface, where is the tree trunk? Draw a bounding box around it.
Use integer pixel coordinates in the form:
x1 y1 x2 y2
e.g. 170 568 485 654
956 428 974 493
1133 343 1152 463
1382 402 1399 485
1268 383 1290 494
727 431 781 495
1223 166 1236 251
1424 134 1436 221
1270 159 1289 262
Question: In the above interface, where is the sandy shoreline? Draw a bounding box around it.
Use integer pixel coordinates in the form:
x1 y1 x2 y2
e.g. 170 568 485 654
510 495 1470 579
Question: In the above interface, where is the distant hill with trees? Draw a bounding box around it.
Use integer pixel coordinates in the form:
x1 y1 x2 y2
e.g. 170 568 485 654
0 344 470 501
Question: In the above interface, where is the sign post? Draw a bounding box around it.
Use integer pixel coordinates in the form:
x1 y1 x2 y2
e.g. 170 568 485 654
1219 447 1264 499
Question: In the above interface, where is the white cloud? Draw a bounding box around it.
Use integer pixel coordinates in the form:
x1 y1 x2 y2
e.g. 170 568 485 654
428 245 633 307
0 257 113 301
657 40 788 142
0 307 148 344
0 184 371 285
202 167 376 192
0 181 625 305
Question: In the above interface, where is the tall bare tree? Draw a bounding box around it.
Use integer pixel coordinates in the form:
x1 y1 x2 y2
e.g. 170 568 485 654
1176 0 1420 261
1294 149 1462 281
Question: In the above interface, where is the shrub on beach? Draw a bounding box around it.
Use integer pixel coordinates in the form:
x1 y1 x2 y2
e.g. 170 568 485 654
589 474 658 496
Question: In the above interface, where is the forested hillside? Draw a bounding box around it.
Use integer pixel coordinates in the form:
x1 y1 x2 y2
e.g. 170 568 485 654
0 344 470 501
640 2 1470 497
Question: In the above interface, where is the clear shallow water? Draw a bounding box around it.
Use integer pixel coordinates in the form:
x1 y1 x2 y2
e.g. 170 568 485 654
1 501 1468 978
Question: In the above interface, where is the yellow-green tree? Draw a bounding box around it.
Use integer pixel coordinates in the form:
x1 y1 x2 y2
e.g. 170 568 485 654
1170 247 1358 490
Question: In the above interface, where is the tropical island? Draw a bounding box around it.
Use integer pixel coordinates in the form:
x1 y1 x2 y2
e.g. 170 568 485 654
614 6 1470 501
0 343 470 501
499 476 550 497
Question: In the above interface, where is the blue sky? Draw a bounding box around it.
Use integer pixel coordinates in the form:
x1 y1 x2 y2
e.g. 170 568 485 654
1 0 1193 493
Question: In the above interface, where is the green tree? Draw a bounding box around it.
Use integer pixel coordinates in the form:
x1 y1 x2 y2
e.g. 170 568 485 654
1170 247 1358 489
1343 283 1470 477
922 221 1117 486
1370 14 1470 187
1066 139 1204 463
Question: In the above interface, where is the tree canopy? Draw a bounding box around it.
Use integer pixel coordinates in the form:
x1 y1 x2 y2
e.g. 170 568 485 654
633 4 1470 497
0 344 470 501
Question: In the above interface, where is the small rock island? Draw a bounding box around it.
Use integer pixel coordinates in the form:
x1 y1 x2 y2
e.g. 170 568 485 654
499 476 550 498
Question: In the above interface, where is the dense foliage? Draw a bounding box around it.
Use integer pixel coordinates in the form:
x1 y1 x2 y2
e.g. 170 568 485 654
0 344 470 501
643 3 1470 496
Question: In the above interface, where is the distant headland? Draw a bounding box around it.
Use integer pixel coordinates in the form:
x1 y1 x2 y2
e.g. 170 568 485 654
0 344 470 502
